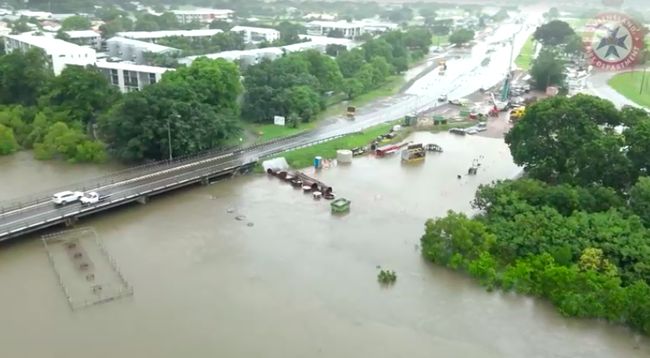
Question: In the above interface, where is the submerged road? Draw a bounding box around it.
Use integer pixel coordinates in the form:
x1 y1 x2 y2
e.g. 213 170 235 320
0 12 542 241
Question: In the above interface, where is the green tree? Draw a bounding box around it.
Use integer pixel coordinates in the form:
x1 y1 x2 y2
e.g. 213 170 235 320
303 50 343 93
275 21 305 45
41 65 121 128
33 121 105 162
60 15 92 31
100 82 240 162
534 20 575 46
0 123 18 155
564 34 585 56
161 57 242 112
325 44 347 57
505 95 631 189
209 19 231 31
134 14 160 31
630 177 650 225
342 78 364 99
530 48 566 90
448 29 475 47
336 48 366 77
0 48 51 106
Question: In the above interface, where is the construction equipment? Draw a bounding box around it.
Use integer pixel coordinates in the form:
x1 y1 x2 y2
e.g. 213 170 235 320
510 106 526 122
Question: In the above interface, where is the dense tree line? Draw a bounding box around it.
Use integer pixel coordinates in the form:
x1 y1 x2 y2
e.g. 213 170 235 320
242 28 431 124
0 48 242 163
422 95 650 335
155 32 245 56
0 49 116 162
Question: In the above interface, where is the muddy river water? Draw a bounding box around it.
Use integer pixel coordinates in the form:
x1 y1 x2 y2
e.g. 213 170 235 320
1 133 649 358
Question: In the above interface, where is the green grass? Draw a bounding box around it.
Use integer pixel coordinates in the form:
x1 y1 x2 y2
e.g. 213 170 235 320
275 120 472 169
245 121 318 142
431 34 449 46
608 71 650 108
515 36 535 71
316 76 406 121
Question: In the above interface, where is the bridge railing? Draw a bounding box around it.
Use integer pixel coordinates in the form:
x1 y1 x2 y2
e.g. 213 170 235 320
0 132 310 214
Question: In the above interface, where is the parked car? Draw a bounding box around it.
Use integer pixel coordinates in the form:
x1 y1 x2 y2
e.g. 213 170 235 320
465 128 479 135
449 98 470 106
448 128 466 135
438 94 448 102
52 191 84 206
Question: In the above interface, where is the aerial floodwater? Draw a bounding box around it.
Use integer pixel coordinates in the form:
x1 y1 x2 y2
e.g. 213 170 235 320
1 133 649 357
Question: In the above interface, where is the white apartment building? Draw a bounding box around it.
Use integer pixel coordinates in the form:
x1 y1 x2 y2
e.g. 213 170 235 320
171 9 234 24
306 21 362 39
179 35 356 67
306 20 398 39
230 26 280 44
116 29 223 43
3 33 96 75
106 37 179 64
65 30 102 50
95 61 172 93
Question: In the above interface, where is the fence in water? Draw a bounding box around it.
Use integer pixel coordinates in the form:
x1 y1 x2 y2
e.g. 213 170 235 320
42 227 133 310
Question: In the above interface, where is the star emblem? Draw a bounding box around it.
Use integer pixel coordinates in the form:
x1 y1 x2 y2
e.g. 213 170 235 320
596 26 628 58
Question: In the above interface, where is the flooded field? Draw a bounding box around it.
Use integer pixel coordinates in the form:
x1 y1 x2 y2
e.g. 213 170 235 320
0 132 648 358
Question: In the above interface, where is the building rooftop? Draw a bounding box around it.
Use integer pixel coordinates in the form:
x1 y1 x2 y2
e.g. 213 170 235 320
107 37 178 53
4 33 95 54
171 9 234 15
230 26 279 35
308 20 362 29
95 60 172 74
65 30 101 38
117 29 223 39
179 36 356 65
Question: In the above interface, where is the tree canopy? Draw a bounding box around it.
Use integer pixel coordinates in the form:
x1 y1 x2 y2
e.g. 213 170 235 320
449 29 475 47
530 48 566 90
533 20 576 45
60 15 92 31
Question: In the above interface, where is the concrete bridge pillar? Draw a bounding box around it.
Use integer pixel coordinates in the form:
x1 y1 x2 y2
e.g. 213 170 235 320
137 196 149 205
64 216 78 227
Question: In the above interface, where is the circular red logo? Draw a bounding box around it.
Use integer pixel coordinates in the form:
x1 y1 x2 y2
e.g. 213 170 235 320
584 12 645 71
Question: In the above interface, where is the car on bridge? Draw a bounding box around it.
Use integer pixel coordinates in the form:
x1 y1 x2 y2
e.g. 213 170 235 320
80 191 111 206
52 191 84 206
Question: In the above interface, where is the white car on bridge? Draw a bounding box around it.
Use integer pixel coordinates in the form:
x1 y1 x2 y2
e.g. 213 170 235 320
52 191 84 206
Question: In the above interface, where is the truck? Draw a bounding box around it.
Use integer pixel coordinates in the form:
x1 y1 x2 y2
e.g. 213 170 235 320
80 191 111 206
510 106 526 122
346 106 356 119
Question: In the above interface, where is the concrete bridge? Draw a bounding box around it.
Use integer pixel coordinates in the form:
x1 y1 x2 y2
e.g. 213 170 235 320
0 131 351 241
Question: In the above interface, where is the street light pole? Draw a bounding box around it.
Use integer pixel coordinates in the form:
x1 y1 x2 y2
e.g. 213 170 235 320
167 118 173 161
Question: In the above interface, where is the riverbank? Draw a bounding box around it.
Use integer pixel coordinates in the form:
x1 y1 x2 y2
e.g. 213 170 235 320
245 76 408 142
608 71 650 108
277 120 473 168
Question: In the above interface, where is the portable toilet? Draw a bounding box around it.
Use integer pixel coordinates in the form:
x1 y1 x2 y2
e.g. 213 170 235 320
314 156 322 169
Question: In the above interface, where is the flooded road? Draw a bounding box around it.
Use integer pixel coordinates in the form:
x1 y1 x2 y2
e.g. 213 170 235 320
1 133 649 358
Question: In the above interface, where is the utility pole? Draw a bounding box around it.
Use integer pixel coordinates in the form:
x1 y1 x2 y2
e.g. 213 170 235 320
167 113 179 161
167 118 173 161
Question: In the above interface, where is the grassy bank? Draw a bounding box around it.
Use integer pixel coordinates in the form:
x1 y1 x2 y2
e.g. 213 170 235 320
317 75 406 121
515 36 535 71
431 34 449 46
275 120 472 169
608 71 650 108
246 76 406 142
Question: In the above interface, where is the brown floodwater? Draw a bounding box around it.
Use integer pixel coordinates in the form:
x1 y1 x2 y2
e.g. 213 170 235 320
1 133 648 358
